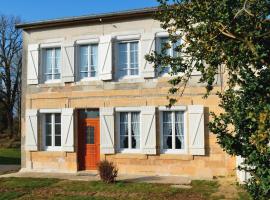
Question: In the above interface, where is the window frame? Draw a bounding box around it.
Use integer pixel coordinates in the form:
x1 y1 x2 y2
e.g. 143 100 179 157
41 112 62 151
42 47 62 84
116 108 142 153
77 43 99 81
159 106 188 154
156 36 182 77
116 40 140 79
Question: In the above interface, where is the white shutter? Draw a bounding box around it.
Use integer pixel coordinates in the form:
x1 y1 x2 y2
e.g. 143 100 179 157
27 44 39 85
188 105 205 155
141 106 156 154
25 109 38 151
61 108 74 152
98 35 112 80
62 42 75 82
236 156 251 183
100 107 115 154
141 33 155 78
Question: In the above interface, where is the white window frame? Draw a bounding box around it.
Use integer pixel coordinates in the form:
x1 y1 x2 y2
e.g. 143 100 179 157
41 46 62 84
77 43 99 81
159 106 188 154
116 107 142 153
116 40 140 79
41 110 62 151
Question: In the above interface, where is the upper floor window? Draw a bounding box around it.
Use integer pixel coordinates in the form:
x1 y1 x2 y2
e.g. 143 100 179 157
79 44 98 79
157 37 181 75
161 111 185 153
119 112 140 151
44 113 61 151
117 41 139 78
44 48 61 82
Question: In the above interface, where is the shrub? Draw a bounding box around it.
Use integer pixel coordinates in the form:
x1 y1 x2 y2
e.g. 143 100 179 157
97 160 118 184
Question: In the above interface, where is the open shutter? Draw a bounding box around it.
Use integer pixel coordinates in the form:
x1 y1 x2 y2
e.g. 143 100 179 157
141 106 156 154
188 105 205 155
62 42 75 82
98 35 112 81
25 109 38 151
141 33 155 78
100 107 115 154
27 44 39 85
236 156 251 183
61 108 74 152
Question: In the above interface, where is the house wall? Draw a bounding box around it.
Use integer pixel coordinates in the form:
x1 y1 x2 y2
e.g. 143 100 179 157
21 16 235 178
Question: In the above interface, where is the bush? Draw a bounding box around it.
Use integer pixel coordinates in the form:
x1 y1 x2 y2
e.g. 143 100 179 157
98 160 118 184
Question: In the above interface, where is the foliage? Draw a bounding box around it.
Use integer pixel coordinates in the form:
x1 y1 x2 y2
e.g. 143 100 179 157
0 15 22 137
97 160 118 184
146 0 270 199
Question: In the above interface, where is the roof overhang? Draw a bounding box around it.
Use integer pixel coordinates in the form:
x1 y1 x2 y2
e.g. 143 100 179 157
16 7 158 30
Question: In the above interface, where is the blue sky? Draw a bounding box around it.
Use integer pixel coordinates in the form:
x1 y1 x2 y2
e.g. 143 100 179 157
0 0 159 23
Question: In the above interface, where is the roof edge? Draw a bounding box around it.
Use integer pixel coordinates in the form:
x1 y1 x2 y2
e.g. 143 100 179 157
16 7 158 30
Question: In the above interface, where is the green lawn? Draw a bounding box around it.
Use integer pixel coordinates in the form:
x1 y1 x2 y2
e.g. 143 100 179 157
0 177 249 200
0 148 21 165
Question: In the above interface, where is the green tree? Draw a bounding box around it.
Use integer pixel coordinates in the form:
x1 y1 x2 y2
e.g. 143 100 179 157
146 0 270 199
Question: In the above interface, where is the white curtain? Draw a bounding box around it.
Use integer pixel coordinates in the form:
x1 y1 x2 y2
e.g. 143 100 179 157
131 112 140 149
175 111 184 149
163 111 172 149
120 112 128 148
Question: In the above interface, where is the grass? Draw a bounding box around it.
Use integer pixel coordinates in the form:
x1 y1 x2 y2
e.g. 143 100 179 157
0 177 249 200
0 148 21 165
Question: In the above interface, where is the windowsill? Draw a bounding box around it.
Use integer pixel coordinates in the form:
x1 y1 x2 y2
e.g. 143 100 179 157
43 146 63 151
117 75 141 80
117 149 142 154
160 149 188 154
44 80 61 84
79 77 100 82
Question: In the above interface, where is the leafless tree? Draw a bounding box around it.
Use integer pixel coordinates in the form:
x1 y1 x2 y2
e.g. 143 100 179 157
0 15 22 138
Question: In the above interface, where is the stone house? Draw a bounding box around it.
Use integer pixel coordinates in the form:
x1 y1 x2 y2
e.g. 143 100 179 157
17 7 237 179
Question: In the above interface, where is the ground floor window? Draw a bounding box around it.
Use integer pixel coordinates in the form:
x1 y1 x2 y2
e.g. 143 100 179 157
44 113 61 150
161 111 185 152
119 112 140 150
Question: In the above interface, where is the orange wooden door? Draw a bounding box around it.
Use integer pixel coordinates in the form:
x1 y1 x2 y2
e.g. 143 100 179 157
78 118 100 170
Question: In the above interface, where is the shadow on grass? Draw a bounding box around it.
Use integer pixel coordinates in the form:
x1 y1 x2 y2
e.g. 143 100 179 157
0 156 20 165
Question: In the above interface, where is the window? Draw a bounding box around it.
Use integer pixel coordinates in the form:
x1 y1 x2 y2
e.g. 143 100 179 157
44 48 61 82
161 111 185 152
79 44 98 79
119 112 140 151
118 41 139 78
44 113 61 150
157 37 181 75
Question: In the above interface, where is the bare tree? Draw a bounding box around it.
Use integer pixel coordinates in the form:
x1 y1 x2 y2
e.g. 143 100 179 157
0 15 22 138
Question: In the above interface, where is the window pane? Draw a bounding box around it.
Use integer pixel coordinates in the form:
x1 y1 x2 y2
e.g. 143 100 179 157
55 124 61 136
131 112 140 149
80 45 89 78
130 42 139 76
45 49 53 81
54 48 61 79
173 39 181 58
46 136 52 146
55 136 61 146
86 126 95 144
175 111 184 149
90 44 98 77
45 114 52 123
163 112 172 149
118 43 128 77
55 114 61 124
120 112 128 148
